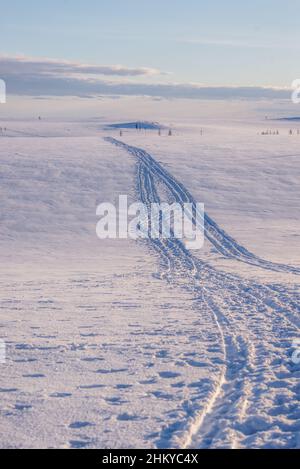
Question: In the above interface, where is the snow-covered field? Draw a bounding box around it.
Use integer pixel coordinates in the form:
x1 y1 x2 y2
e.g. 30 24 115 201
0 118 299 448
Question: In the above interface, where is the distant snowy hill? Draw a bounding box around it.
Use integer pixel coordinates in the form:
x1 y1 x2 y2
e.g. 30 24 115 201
107 121 164 130
277 117 300 121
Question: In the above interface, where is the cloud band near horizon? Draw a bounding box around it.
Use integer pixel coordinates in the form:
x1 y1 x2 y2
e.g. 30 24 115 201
0 55 291 100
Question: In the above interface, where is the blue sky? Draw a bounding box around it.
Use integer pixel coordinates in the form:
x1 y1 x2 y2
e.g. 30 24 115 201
0 0 299 99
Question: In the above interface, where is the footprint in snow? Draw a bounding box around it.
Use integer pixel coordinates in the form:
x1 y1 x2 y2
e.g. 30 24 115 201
156 350 169 358
115 384 133 389
95 368 128 374
69 421 94 429
159 371 181 379
171 381 186 388
0 388 18 393
80 333 99 338
151 391 174 400
117 413 145 421
186 359 209 367
78 384 105 390
81 357 105 362
14 358 37 363
139 378 157 385
23 374 45 379
15 404 32 411
105 397 128 405
69 440 90 449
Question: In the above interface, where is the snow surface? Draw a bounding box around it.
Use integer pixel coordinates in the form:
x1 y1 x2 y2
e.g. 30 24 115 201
0 118 299 448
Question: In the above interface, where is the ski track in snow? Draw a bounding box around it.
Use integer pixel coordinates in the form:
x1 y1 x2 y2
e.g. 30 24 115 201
106 137 300 449
106 138 300 276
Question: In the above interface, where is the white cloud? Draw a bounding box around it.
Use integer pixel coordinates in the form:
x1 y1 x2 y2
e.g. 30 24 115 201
0 54 291 100
0 55 161 77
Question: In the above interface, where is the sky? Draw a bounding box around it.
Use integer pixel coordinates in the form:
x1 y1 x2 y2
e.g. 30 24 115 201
0 0 299 108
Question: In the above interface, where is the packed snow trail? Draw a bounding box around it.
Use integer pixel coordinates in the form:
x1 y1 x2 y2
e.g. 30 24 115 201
106 137 300 449
106 137 300 275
